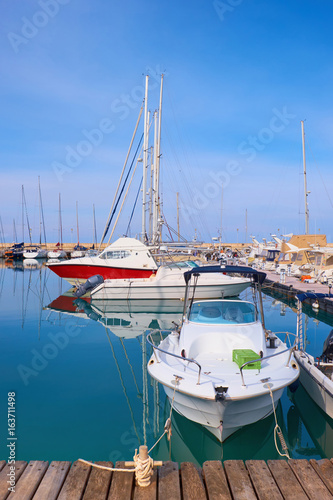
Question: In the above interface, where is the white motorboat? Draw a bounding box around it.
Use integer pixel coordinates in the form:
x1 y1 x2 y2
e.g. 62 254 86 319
90 261 251 301
147 265 300 442
47 237 158 285
294 292 333 420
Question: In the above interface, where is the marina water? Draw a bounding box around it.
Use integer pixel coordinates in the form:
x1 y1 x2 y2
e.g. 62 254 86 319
0 263 332 465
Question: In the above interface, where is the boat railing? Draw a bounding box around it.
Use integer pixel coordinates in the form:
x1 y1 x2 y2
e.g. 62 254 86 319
273 331 298 348
147 330 202 385
239 345 297 387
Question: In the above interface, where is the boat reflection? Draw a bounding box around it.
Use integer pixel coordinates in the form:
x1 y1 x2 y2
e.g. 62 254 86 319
287 384 333 459
46 291 184 339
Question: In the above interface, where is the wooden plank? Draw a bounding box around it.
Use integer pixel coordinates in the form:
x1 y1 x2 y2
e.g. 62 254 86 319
202 461 231 500
158 461 181 500
133 468 157 500
0 462 28 500
223 460 256 500
180 462 206 500
267 460 309 500
245 460 283 500
310 459 333 496
6 460 48 500
57 460 91 500
107 461 134 500
33 461 71 500
83 462 113 500
289 459 332 500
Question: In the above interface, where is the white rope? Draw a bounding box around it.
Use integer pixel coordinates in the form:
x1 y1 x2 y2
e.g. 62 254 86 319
267 385 290 459
133 451 154 487
148 377 177 453
78 459 135 473
78 449 157 488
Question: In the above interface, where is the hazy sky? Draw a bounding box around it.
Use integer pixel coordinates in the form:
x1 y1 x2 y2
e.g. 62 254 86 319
1 0 333 245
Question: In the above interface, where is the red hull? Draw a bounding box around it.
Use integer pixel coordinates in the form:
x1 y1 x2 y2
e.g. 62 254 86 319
47 263 155 282
48 294 91 313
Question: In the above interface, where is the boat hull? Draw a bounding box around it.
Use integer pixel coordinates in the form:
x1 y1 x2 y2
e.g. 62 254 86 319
48 250 67 259
163 384 283 441
47 262 155 284
294 351 333 420
91 280 250 300
23 249 47 259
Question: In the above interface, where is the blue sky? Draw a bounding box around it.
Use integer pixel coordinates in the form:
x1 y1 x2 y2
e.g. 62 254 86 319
1 0 333 245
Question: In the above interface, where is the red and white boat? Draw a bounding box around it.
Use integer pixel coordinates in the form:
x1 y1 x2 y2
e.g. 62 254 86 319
47 237 158 285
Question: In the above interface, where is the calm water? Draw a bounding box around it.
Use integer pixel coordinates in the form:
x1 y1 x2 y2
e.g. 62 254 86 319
0 263 332 466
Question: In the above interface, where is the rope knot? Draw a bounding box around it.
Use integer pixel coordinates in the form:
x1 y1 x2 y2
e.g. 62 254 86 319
133 447 154 487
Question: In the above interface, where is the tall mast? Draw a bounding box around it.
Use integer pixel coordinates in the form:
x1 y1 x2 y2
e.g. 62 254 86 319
59 193 63 247
22 185 24 243
22 186 32 244
38 176 47 246
301 120 309 234
149 143 153 242
38 177 41 245
13 219 17 243
76 201 79 245
93 204 97 247
220 185 223 250
142 75 149 242
177 192 180 242
152 73 164 244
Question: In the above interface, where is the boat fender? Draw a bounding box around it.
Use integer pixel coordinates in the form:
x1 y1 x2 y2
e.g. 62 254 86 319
74 274 104 298
181 349 186 358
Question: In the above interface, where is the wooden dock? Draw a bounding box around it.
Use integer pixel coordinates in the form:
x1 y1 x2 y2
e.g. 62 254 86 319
1 458 333 499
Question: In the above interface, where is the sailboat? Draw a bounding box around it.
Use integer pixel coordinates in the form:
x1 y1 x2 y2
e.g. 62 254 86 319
71 202 87 258
23 177 47 259
47 194 66 259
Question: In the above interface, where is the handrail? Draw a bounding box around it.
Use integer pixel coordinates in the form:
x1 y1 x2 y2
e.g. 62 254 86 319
147 331 202 385
273 331 298 346
239 346 297 387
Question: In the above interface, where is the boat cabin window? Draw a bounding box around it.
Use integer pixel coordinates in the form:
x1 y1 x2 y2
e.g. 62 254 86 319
267 250 278 261
188 300 256 325
99 250 131 260
306 251 316 264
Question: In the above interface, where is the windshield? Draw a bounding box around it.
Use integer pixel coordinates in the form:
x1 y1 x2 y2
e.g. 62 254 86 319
168 260 198 269
188 300 257 324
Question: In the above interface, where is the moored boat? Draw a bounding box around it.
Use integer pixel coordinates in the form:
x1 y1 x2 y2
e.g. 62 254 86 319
90 261 251 301
294 292 333 420
147 265 300 442
23 245 47 259
47 236 158 285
